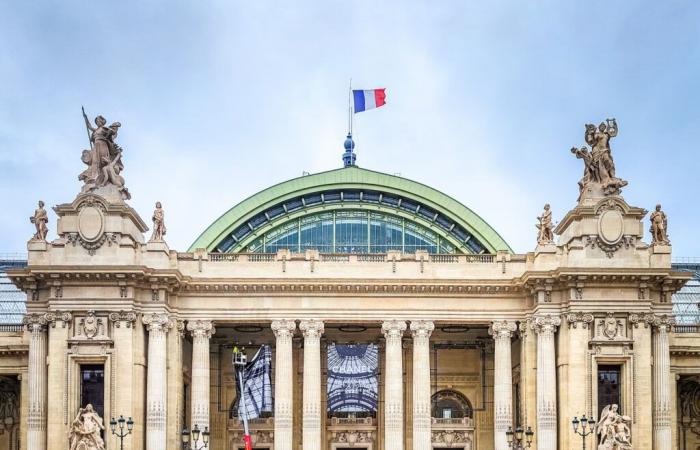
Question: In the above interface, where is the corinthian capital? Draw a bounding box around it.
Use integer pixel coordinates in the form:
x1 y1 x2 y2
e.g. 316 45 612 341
141 312 173 332
299 319 324 338
566 312 594 329
271 319 296 338
531 314 561 334
652 314 675 332
410 320 434 339
187 320 215 338
489 320 517 339
22 313 47 332
382 319 407 339
44 311 72 328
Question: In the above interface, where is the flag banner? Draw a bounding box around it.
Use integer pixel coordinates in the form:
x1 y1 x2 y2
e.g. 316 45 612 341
353 89 386 113
235 345 273 420
327 343 379 413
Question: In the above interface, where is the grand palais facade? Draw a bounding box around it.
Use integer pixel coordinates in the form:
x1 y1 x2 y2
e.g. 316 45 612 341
1 116 700 450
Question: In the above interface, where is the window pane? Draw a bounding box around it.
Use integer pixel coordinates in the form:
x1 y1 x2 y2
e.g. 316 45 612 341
597 365 622 418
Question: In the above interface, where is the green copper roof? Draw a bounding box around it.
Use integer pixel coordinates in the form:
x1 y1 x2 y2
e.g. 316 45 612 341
189 166 512 253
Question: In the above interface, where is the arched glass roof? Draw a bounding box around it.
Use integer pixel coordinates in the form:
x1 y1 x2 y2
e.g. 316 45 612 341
190 167 511 254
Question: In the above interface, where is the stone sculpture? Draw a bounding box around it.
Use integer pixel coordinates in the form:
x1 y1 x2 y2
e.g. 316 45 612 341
79 108 131 200
536 203 554 244
68 404 105 450
150 201 167 242
596 404 632 450
29 200 48 241
650 204 670 245
570 119 627 200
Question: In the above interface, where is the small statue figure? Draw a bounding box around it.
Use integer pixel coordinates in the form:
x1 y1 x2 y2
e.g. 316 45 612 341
29 200 49 241
150 201 167 242
536 203 554 244
570 119 628 200
79 107 131 200
68 404 105 450
650 204 670 245
596 404 632 450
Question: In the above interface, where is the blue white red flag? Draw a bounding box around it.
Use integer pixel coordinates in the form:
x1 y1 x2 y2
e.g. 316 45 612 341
353 89 386 113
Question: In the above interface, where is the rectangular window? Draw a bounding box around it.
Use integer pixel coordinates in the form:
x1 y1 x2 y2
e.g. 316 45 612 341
80 364 105 419
597 365 621 418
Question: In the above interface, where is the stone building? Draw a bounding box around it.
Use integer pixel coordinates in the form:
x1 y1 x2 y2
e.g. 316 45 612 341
1 119 700 450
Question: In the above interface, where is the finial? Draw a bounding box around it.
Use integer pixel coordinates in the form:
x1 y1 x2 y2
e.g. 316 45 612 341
342 133 356 167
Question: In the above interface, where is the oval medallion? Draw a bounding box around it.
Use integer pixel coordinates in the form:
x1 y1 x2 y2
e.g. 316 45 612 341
78 206 104 242
598 209 623 244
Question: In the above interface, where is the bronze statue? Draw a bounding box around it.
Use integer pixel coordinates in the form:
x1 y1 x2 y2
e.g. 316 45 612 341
150 201 167 242
536 203 554 244
650 204 670 245
29 200 48 241
596 404 632 450
79 108 131 200
570 119 628 200
68 404 105 450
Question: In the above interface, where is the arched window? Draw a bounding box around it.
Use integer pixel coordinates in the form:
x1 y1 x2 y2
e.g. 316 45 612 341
431 389 473 419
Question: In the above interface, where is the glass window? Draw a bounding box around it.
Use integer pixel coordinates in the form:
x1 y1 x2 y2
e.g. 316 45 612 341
335 211 368 253
598 365 622 417
80 364 105 419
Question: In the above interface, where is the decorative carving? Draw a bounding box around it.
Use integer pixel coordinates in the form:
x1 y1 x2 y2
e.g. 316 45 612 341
299 319 324 338
652 314 675 332
489 320 517 338
108 311 137 328
566 312 594 329
678 377 700 437
381 319 407 339
29 200 49 241
68 404 106 450
531 314 561 334
141 313 173 332
22 313 47 332
149 201 167 242
271 319 296 338
45 311 72 328
187 320 215 338
570 118 627 200
598 313 623 339
431 430 473 448
596 404 632 450
410 320 435 338
79 108 130 200
536 203 554 244
331 430 374 444
65 197 119 255
586 235 635 258
650 204 670 245
628 312 656 328
78 311 104 339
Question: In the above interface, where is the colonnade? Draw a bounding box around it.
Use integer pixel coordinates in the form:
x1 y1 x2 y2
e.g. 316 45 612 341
22 314 674 450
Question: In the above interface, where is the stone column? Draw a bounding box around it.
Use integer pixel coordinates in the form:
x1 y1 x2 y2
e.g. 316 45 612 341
653 315 674 450
531 315 560 450
410 320 434 450
45 312 72 450
272 320 296 450
490 320 517 450
143 313 173 450
24 314 48 450
187 320 215 431
300 319 324 450
382 320 407 450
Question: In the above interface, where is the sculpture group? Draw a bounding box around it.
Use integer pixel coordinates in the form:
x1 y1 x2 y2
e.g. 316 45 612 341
596 404 632 450
68 404 105 450
79 108 131 200
570 119 628 200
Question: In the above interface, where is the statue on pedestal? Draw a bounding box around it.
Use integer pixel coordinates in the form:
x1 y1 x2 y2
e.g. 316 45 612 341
29 200 48 241
149 201 167 242
596 404 631 450
79 108 131 201
536 203 554 244
68 404 105 450
650 204 670 245
570 119 628 200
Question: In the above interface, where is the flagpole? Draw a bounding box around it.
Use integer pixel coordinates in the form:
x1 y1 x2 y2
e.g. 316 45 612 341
348 78 353 136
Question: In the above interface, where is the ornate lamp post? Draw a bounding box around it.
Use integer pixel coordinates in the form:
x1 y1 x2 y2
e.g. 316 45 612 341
506 425 534 449
572 414 596 450
109 415 134 450
182 424 210 450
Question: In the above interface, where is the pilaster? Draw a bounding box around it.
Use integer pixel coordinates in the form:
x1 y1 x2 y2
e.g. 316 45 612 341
652 315 674 450
382 319 407 450
167 319 185 450
271 319 296 450
44 312 72 450
23 313 47 450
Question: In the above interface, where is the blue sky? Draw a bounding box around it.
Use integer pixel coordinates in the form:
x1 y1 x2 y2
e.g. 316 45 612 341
1 1 698 255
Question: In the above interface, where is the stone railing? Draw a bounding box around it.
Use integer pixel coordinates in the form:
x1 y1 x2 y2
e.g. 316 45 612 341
674 325 700 334
431 416 475 428
190 252 501 264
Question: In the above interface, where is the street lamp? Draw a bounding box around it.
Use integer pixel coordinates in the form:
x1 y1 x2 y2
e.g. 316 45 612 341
572 414 596 450
109 415 134 450
182 424 210 450
506 425 534 449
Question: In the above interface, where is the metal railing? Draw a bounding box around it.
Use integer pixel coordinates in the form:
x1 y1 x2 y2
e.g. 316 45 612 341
674 325 700 334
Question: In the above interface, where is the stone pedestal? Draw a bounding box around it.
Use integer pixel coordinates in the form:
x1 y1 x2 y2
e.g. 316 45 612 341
382 320 407 450
411 320 434 450
300 320 324 450
272 320 296 450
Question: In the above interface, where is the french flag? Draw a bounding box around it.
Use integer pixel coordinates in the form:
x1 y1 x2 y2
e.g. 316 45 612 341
353 89 386 113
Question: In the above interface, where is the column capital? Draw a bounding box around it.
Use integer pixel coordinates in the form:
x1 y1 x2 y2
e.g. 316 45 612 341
382 319 407 338
23 313 47 332
489 320 517 339
531 314 561 334
651 314 675 332
272 319 296 338
108 310 137 328
299 319 324 338
44 310 72 328
142 312 174 332
565 312 594 329
187 319 215 338
410 320 434 339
